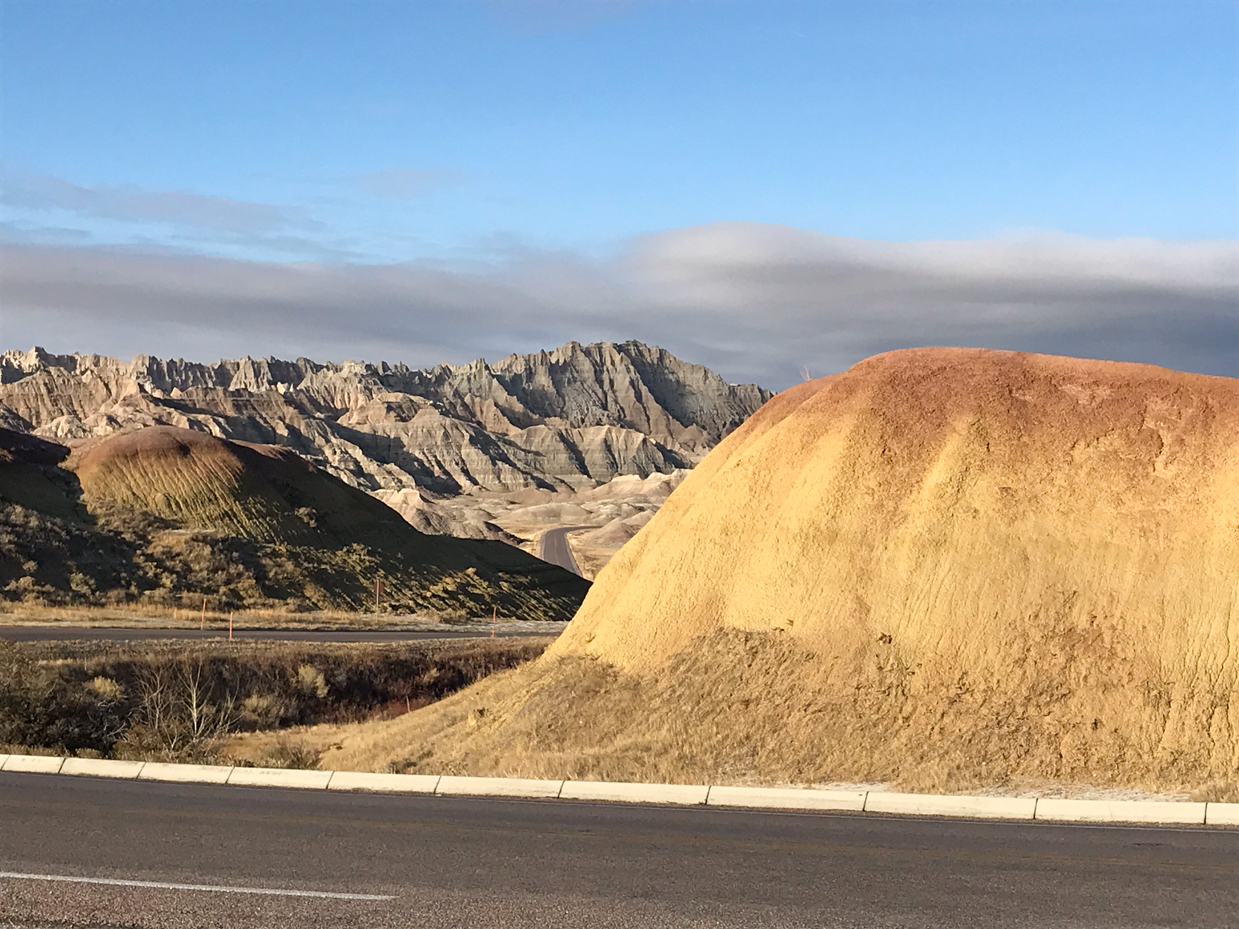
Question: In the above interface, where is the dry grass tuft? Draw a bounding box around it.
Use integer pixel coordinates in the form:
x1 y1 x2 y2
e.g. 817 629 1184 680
1190 781 1239 803
249 737 322 770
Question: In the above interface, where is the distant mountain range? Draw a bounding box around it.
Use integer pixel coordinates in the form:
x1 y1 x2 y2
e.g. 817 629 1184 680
1 341 772 499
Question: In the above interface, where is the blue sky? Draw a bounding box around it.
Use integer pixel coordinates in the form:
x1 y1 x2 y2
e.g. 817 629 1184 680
1 0 1236 386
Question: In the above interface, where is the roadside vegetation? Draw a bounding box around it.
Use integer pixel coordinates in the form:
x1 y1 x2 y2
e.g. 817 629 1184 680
0 636 550 768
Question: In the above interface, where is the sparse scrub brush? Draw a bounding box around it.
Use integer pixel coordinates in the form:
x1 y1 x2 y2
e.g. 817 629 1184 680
251 738 321 770
296 664 329 698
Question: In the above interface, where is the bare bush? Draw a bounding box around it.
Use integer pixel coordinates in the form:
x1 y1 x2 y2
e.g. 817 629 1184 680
118 659 238 761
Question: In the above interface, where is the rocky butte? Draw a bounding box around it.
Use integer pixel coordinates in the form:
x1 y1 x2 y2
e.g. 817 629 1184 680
309 348 1239 795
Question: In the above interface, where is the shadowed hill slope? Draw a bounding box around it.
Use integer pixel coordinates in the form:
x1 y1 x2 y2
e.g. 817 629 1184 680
0 427 79 519
2 426 588 618
316 348 1239 793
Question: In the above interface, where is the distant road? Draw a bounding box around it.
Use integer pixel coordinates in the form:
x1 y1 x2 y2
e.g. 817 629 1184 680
2 773 1237 928
0 625 562 643
538 525 591 575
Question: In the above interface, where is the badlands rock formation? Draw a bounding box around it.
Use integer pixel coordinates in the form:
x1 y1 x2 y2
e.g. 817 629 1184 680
1 340 768 560
1 340 769 496
74 426 423 546
373 468 690 579
321 348 1239 793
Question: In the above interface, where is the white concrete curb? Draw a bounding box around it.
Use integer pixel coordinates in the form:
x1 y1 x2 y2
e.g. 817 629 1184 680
437 776 563 799
707 786 867 812
2 754 64 774
61 757 146 779
1034 798 1207 825
226 767 333 790
865 792 1037 820
1205 802 1239 826
138 761 232 784
560 780 708 805
2 754 1235 828
327 771 441 794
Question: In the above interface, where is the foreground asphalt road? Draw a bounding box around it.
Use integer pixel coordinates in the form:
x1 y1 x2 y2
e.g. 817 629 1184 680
538 525 589 575
1 773 1236 928
0 626 558 643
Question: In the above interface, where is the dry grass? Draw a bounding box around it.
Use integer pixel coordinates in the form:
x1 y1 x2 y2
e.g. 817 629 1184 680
0 742 60 756
1190 781 1239 803
298 627 1237 795
0 601 381 628
246 737 323 770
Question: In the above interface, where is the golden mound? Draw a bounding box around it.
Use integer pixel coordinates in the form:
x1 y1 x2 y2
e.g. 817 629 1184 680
313 348 1239 792
73 426 405 546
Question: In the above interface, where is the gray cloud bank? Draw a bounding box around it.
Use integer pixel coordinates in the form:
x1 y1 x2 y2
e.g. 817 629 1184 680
2 175 317 235
3 222 1236 390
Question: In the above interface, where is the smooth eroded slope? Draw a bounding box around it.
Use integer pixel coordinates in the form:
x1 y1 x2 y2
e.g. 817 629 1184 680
555 348 1239 680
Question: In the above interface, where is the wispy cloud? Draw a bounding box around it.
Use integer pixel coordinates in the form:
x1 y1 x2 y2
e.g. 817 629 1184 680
0 220 93 244
354 168 463 199
3 223 1236 388
1 175 318 236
